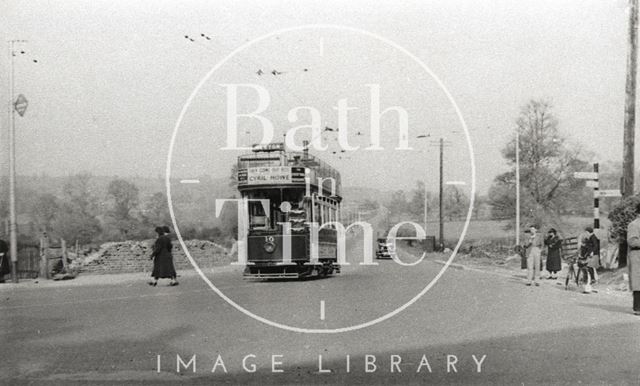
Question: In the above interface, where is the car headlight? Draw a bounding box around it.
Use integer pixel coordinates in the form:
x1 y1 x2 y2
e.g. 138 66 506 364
264 242 276 253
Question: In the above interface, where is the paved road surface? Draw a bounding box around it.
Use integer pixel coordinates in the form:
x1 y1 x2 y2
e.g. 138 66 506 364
1 245 639 385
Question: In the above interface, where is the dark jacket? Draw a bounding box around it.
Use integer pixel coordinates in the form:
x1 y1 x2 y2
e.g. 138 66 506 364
151 235 176 279
544 235 562 272
0 239 9 276
580 233 600 269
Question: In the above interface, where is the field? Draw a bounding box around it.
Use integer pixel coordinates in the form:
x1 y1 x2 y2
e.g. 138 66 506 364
435 216 612 247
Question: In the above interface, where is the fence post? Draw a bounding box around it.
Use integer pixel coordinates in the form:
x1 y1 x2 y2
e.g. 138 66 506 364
61 239 68 270
39 234 49 279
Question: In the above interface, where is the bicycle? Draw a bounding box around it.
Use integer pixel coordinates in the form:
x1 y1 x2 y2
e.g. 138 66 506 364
564 255 590 291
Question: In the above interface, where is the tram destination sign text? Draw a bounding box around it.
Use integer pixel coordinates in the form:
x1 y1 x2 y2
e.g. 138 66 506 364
238 166 305 186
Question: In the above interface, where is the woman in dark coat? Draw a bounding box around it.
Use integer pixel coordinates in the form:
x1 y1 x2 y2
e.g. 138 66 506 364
544 228 562 279
149 226 178 286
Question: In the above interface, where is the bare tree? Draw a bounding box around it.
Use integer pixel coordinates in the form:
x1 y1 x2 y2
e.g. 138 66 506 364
489 100 590 225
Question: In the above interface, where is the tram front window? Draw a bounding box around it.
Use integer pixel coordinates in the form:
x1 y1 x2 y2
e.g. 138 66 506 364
246 189 305 231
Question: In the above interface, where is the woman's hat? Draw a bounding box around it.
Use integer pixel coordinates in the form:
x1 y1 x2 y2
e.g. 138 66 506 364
154 226 163 235
162 226 171 234
548 228 557 234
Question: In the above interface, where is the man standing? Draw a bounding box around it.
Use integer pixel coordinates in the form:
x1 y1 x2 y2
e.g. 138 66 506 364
582 227 600 286
626 203 640 315
524 225 544 286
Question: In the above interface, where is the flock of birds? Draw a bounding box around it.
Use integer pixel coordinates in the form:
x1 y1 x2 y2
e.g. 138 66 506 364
12 49 38 63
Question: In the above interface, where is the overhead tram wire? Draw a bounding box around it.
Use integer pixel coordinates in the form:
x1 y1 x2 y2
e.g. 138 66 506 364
183 33 353 161
183 33 328 147
183 33 312 114
182 33 392 163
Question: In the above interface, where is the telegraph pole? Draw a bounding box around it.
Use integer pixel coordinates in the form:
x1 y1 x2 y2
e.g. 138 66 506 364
8 40 18 283
438 138 444 250
623 0 638 198
515 129 520 245
423 182 428 236
593 163 600 229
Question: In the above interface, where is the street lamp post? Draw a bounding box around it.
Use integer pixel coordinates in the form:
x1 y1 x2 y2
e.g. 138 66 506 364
6 40 35 283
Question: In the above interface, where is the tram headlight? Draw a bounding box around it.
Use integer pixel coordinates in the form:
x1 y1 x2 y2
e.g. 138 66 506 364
263 242 276 253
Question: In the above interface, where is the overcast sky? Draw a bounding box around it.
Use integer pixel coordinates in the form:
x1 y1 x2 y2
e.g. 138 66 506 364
0 0 633 195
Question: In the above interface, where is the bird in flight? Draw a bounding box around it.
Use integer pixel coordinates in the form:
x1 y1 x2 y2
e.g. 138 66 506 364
256 69 264 76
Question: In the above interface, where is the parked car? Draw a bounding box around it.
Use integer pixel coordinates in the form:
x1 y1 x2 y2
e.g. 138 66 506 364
375 238 395 259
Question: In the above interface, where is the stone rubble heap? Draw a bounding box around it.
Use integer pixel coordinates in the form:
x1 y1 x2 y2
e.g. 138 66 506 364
73 239 233 274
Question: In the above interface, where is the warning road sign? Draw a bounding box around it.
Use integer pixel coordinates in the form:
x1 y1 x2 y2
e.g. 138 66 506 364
14 94 28 117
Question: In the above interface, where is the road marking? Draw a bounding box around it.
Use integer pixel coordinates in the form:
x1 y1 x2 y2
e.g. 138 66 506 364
445 181 466 186
180 179 200 184
320 300 325 320
319 38 324 56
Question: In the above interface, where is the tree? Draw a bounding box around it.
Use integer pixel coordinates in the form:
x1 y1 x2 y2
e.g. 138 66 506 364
488 100 590 226
53 174 101 244
607 194 640 268
387 190 409 216
443 185 469 220
360 199 379 212
29 193 60 233
143 192 172 228
409 181 426 220
104 179 143 240
107 179 139 220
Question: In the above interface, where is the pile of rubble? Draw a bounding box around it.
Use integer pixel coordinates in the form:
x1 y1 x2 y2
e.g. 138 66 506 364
72 239 233 274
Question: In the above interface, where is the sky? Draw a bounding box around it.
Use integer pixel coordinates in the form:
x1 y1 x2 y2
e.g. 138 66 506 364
0 0 634 195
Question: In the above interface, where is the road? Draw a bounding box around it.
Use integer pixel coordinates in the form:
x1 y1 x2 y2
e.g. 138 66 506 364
1 244 639 385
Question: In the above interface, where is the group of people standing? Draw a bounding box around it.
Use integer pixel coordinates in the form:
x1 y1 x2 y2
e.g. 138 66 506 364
521 225 600 289
522 225 562 286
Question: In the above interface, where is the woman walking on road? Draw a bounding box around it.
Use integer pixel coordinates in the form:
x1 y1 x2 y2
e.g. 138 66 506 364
149 226 178 287
544 228 562 280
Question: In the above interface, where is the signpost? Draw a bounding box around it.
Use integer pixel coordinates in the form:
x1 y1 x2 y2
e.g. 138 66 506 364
573 171 599 180
585 180 599 188
574 163 623 229
595 190 622 198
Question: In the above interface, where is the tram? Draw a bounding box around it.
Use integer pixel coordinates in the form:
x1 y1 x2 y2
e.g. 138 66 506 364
236 142 342 279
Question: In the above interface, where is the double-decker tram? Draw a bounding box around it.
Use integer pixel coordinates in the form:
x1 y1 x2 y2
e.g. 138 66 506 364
236 142 342 279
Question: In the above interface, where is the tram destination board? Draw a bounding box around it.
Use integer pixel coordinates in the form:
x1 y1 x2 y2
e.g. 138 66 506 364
238 166 305 186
